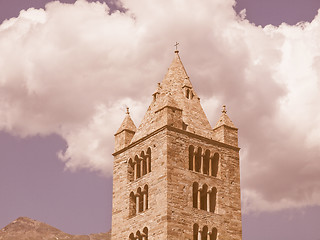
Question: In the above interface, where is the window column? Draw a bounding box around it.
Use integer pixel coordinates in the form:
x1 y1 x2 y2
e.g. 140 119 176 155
135 194 139 215
143 192 147 211
209 157 212 176
198 230 202 240
207 190 211 212
197 188 202 209
200 154 204 174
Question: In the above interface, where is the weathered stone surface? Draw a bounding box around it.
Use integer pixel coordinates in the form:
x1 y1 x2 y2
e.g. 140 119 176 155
0 217 110 240
112 51 242 240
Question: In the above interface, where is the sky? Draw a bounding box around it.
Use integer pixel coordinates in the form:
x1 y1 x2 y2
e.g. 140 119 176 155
0 0 320 239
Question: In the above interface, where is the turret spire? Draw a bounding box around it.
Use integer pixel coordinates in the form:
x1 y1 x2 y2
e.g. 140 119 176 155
114 107 137 151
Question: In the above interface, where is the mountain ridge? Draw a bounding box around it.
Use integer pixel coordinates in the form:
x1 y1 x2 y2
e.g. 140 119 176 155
0 217 111 240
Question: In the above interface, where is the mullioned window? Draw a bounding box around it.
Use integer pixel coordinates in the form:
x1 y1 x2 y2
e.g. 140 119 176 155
129 185 149 217
193 224 217 240
189 145 219 177
128 147 151 181
192 183 217 213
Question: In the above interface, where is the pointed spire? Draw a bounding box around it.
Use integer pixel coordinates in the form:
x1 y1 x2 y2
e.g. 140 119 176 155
115 108 137 135
214 105 236 129
130 49 214 142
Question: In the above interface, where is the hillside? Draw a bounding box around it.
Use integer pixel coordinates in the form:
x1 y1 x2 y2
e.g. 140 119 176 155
0 217 110 240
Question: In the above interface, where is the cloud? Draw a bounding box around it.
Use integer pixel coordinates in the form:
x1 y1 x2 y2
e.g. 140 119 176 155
0 0 320 212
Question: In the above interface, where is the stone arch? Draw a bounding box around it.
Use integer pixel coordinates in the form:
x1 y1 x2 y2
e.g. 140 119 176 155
143 227 148 240
128 158 134 181
203 149 210 175
189 145 194 170
192 182 198 208
193 223 199 240
136 230 142 240
146 147 151 173
202 225 208 240
137 187 143 213
200 184 208 210
210 187 217 213
141 151 147 176
129 191 136 217
210 227 217 240
195 147 202 173
135 155 141 179
129 233 135 240
211 153 219 177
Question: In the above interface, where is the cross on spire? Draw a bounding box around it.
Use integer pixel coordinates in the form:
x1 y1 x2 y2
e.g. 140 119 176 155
174 42 179 53
222 105 227 114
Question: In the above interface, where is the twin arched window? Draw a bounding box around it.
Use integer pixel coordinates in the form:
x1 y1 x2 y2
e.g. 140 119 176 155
129 185 149 217
128 148 151 181
189 146 219 177
129 227 148 240
192 183 217 213
193 224 217 240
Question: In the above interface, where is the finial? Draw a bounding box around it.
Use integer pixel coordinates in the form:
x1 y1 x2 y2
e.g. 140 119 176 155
174 42 179 53
126 107 130 114
222 105 227 114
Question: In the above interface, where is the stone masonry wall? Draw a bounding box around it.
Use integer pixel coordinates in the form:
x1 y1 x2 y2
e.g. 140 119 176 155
112 129 170 239
166 128 242 240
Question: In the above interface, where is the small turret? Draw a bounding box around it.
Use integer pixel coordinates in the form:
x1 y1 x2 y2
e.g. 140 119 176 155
114 108 137 151
213 105 238 147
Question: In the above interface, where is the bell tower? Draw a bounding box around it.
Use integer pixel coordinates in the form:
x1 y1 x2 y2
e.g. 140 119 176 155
111 50 242 240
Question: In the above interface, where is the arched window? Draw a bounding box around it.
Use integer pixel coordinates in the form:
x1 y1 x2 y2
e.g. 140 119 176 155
129 233 135 240
130 185 149 217
195 147 202 173
192 182 198 208
203 150 210 175
210 228 217 240
135 155 141 179
193 224 199 240
202 226 208 240
200 184 208 210
189 145 194 170
143 227 148 240
141 151 147 176
146 147 151 173
210 187 217 213
137 187 143 213
186 88 190 99
128 158 134 181
211 153 219 177
129 192 136 217
136 230 142 240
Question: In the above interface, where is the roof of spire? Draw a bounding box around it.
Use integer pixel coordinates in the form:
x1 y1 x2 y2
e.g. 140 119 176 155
115 109 137 135
214 105 236 129
130 49 214 142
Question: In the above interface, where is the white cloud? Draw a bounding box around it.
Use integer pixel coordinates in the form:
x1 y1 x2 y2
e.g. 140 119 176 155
0 0 320 212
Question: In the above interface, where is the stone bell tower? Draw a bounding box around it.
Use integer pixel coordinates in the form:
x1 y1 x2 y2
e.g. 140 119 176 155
111 49 242 240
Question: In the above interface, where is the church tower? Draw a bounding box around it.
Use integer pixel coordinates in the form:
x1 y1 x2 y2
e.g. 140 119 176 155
111 50 242 240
